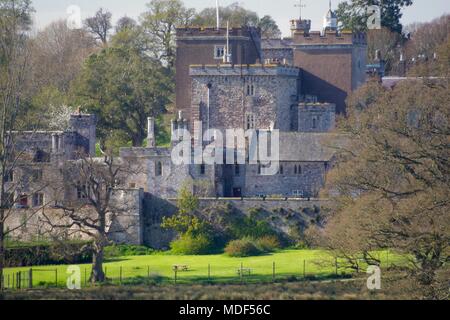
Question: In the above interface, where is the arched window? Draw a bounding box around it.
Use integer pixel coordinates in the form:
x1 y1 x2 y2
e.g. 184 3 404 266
156 161 163 177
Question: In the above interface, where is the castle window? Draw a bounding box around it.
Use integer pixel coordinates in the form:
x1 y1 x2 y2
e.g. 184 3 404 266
298 165 302 175
279 165 284 175
257 162 262 175
33 149 50 163
18 194 28 208
76 185 88 199
214 45 225 59
5 170 14 183
246 113 255 130
156 161 163 177
235 165 240 176
32 193 44 207
294 165 297 174
246 84 255 96
200 164 206 175
312 117 318 129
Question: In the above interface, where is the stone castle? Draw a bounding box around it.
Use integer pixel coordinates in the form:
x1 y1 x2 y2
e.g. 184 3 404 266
5 7 367 247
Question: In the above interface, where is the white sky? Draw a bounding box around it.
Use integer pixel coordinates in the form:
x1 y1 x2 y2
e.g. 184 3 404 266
32 0 450 37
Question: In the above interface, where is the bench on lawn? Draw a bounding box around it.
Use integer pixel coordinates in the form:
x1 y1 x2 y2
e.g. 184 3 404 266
172 265 189 272
237 268 253 276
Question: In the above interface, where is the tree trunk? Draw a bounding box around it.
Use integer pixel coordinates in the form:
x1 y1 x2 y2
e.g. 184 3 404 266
90 243 106 283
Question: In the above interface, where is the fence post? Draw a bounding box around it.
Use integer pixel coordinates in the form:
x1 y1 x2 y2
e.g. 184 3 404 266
335 257 338 277
174 268 177 285
303 260 306 279
29 269 33 289
272 262 276 282
17 272 21 289
240 263 243 283
147 266 150 278
55 269 58 287
84 268 87 287
208 264 211 281
8 274 10 289
120 266 123 285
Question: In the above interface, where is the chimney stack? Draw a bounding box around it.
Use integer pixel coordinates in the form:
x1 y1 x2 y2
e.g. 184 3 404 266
147 117 156 148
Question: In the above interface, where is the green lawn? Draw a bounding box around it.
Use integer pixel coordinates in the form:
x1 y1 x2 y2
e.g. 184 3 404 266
3 250 404 288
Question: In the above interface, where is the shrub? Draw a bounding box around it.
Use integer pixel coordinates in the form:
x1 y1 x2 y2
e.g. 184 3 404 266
255 236 281 253
5 241 92 267
170 234 216 255
104 245 155 258
225 238 262 257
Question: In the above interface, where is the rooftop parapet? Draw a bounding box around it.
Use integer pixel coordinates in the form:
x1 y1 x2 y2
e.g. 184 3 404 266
189 64 300 77
176 26 260 40
293 30 367 45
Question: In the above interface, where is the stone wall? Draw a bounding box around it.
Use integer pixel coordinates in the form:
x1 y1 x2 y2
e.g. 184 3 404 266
190 65 299 133
141 196 332 248
5 189 145 246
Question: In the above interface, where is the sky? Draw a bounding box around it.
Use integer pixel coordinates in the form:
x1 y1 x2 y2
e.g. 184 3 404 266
31 0 449 37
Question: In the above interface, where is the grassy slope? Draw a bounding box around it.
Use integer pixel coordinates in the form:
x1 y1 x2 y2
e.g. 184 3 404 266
3 250 401 287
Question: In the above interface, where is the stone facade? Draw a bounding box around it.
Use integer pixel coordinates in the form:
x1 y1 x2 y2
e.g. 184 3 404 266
5 10 365 247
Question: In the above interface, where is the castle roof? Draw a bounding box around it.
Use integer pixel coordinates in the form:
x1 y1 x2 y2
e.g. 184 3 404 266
278 132 348 162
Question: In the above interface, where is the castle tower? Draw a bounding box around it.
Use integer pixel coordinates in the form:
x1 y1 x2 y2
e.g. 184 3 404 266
69 113 96 157
175 27 262 129
291 24 367 113
323 1 338 33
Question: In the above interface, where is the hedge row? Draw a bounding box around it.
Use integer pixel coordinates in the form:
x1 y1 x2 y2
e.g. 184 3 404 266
5 242 93 267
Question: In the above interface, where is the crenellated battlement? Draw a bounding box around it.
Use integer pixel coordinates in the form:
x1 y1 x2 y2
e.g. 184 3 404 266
176 26 260 40
293 30 367 46
189 64 300 77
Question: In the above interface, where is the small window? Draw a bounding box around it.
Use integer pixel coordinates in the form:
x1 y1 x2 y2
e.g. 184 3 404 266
156 161 163 177
279 165 284 175
32 193 44 207
298 165 302 175
246 84 255 96
235 165 240 176
257 162 262 175
33 149 50 163
214 45 225 59
312 117 318 129
200 164 206 175
246 113 256 130
5 170 13 183
19 195 28 207
77 185 87 199
129 183 136 189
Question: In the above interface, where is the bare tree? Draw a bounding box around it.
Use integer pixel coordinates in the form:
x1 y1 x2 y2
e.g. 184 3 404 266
315 79 450 299
0 0 39 290
84 8 113 46
43 153 134 283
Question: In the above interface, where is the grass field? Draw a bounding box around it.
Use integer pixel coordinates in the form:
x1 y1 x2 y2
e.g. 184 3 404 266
3 249 403 289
